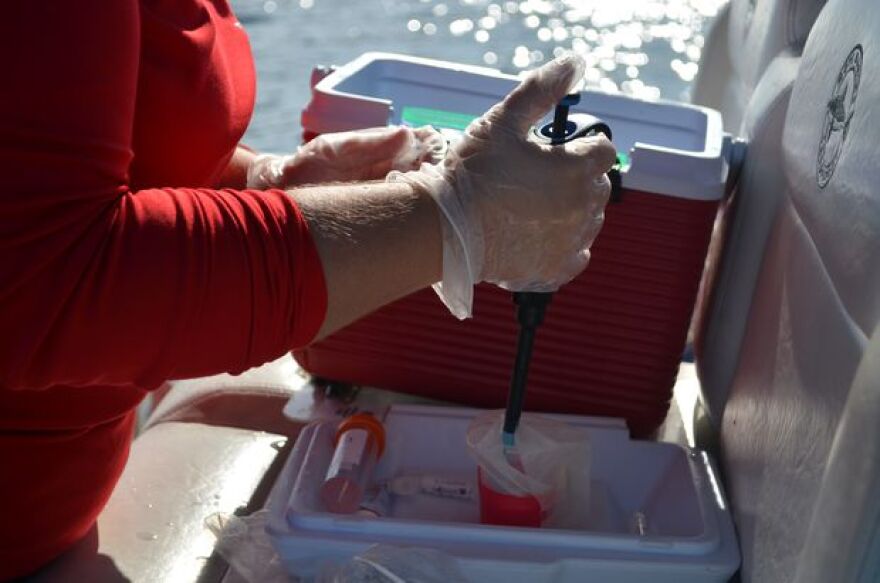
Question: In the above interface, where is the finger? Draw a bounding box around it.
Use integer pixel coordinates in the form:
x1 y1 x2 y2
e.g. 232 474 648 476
412 125 443 141
412 126 448 164
510 247 590 292
578 206 606 247
590 174 612 209
494 52 586 135
565 134 618 174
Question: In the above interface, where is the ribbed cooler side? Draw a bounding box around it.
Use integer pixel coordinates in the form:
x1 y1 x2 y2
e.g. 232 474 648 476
295 190 719 436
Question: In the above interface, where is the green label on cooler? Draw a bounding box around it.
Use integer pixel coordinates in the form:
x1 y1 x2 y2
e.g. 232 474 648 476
401 106 477 131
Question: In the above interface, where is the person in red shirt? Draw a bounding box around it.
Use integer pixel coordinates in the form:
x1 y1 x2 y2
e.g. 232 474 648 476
0 1 615 578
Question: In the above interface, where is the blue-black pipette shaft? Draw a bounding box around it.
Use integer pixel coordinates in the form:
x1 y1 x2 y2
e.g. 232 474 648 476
502 93 579 442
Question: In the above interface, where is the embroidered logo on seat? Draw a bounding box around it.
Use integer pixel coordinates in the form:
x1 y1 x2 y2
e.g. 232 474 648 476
817 45 863 189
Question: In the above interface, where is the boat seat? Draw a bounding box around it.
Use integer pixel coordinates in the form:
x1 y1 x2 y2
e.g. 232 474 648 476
692 0 826 132
23 422 288 583
794 324 880 583
144 353 308 437
697 0 880 578
693 0 826 428
693 49 801 427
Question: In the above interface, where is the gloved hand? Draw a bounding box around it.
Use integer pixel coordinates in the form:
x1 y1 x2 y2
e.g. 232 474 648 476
388 53 617 319
247 126 446 189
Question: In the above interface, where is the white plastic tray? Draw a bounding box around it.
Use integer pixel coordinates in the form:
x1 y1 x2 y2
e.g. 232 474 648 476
267 404 739 582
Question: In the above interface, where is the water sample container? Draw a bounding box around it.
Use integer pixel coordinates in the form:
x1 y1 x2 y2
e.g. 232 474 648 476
477 468 544 528
320 413 386 513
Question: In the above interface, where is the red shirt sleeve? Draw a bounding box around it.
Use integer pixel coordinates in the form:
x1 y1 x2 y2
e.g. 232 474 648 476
0 1 327 390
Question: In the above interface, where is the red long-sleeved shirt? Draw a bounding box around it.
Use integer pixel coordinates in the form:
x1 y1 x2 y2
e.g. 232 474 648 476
0 1 327 577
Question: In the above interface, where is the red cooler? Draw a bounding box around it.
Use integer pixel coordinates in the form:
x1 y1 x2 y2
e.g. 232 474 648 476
294 53 731 436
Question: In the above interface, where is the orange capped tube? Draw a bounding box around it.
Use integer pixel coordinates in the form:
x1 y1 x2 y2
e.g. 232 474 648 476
320 413 386 514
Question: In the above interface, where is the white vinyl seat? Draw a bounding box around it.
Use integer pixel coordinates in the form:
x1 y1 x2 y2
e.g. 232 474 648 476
794 323 880 583
694 50 800 425
692 0 826 132
24 423 287 583
143 353 309 437
694 0 880 579
693 0 826 427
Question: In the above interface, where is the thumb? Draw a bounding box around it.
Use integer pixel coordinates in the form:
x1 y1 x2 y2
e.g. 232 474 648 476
494 52 585 135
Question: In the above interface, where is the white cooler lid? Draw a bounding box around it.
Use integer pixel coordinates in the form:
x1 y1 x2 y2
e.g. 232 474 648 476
303 52 731 201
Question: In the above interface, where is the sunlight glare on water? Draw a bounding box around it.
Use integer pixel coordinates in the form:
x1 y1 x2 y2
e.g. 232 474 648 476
231 0 728 152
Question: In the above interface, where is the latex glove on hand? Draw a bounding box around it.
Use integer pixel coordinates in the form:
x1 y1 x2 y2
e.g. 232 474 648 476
247 125 446 189
389 53 617 319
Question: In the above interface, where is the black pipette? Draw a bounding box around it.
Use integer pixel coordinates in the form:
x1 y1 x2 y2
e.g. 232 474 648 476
502 93 614 448
502 290 554 447
501 93 578 447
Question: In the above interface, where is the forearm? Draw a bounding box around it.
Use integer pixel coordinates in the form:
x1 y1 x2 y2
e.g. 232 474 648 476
291 180 442 338
217 145 444 337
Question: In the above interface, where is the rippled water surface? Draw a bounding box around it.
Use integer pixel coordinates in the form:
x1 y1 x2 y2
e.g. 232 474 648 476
231 0 727 152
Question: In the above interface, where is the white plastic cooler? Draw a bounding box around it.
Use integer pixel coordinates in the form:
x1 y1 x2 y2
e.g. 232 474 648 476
266 405 740 582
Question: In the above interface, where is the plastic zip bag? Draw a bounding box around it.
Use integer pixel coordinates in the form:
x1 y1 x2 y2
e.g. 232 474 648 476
466 410 591 529
207 511 470 582
206 510 292 583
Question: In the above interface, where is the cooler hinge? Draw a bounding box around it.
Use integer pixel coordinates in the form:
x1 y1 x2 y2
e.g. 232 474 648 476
724 136 748 198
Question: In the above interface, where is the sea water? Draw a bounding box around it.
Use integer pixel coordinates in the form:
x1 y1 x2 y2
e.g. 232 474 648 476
231 0 727 153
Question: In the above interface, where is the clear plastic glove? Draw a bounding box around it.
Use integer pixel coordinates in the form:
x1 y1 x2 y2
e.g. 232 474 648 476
247 126 446 189
389 54 617 319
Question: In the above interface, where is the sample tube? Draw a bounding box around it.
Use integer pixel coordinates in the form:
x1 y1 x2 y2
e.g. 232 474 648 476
320 413 386 514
